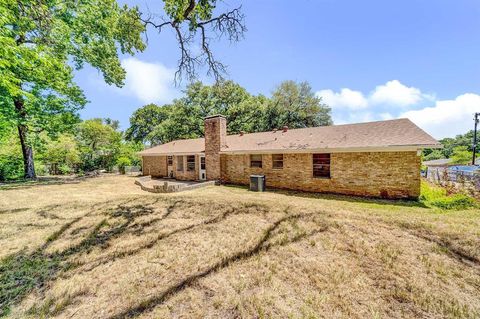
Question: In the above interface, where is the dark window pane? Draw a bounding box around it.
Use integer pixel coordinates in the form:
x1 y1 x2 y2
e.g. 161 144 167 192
177 156 184 171
313 153 330 178
250 154 262 168
187 155 195 171
272 154 283 169
200 156 206 170
167 156 173 166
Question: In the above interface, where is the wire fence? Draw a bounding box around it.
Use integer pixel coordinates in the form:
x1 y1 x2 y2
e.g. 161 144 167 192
424 166 480 197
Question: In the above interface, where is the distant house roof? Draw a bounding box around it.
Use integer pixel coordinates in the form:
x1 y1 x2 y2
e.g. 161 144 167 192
423 158 452 167
139 118 441 156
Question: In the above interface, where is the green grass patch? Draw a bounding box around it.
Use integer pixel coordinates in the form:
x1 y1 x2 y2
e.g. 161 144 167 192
419 181 478 210
0 252 63 317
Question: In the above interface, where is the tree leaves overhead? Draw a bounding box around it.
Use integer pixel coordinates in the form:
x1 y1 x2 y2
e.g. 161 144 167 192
1 0 146 178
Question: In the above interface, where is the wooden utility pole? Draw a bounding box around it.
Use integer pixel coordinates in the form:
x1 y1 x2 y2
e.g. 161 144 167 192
473 112 479 165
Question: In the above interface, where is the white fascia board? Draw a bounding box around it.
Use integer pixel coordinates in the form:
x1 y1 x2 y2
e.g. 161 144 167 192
219 145 442 155
140 152 205 156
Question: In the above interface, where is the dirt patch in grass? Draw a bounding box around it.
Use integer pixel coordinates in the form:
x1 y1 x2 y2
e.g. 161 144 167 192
0 176 479 318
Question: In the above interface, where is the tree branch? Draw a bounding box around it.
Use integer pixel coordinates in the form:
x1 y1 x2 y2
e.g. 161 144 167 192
141 2 246 84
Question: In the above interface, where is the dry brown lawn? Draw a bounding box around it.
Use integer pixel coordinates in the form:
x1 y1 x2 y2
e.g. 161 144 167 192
0 175 479 318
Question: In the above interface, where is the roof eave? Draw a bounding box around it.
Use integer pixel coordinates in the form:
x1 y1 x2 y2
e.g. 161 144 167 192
220 144 443 155
139 151 205 156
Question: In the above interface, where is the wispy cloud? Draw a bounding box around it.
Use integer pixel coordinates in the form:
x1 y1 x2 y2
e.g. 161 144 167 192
121 58 178 104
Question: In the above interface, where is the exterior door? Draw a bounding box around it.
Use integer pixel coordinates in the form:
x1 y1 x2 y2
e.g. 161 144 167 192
199 155 206 180
167 156 174 178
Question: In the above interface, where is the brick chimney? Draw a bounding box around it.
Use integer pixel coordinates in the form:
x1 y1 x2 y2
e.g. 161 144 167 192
204 115 227 180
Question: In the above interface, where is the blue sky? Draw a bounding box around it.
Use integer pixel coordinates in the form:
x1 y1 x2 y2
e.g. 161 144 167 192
76 0 480 139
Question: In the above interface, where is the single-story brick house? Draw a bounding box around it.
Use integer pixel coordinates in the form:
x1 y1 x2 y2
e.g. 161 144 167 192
139 115 441 198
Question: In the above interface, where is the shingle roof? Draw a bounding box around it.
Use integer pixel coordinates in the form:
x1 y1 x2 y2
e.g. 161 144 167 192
139 118 441 156
139 137 205 155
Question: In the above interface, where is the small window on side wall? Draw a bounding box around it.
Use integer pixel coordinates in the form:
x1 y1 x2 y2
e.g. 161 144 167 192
177 156 184 171
167 156 173 166
186 155 195 171
250 154 262 168
272 154 283 169
313 154 330 178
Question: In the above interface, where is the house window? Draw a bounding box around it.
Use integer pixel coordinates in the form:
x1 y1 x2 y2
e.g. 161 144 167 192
313 154 331 178
200 156 206 170
250 154 262 168
187 155 195 171
177 156 184 171
272 154 283 169
167 156 173 166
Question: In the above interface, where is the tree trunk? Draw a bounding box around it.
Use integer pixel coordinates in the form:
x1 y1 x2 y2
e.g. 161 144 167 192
14 98 36 179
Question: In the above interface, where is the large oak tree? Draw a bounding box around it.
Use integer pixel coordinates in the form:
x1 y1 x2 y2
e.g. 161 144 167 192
1 0 246 179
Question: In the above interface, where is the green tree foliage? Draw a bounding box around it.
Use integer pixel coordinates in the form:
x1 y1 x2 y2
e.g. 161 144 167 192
40 134 81 175
126 80 332 145
422 149 444 161
125 104 171 145
76 119 122 171
423 130 476 162
264 81 332 130
439 130 474 158
450 147 477 165
26 119 142 176
116 157 132 174
0 0 146 179
0 129 23 181
118 141 143 166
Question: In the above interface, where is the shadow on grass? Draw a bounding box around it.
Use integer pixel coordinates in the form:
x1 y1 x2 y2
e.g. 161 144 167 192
0 178 82 191
108 212 330 319
223 184 429 209
0 208 30 215
72 202 269 275
0 198 165 317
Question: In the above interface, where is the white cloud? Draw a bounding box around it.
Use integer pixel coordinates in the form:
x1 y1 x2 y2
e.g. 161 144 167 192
370 80 432 107
121 57 176 103
317 80 431 111
317 80 478 138
317 88 368 110
401 93 480 139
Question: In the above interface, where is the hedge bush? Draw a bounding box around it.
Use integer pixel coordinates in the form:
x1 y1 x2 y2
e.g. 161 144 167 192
420 181 477 210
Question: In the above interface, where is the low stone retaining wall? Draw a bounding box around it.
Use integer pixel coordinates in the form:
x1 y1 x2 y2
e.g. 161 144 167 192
135 176 215 193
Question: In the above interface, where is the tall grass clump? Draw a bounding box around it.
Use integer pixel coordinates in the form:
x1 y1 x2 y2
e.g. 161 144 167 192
420 181 477 210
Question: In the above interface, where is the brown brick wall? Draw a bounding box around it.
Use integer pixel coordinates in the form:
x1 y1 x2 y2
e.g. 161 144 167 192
205 116 227 180
220 151 421 198
142 156 167 177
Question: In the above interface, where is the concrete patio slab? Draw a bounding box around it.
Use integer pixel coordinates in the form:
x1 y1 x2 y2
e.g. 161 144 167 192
135 176 215 193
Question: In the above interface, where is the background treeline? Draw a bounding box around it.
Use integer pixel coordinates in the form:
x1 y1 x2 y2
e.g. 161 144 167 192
0 118 142 181
423 130 479 164
0 80 332 181
125 80 332 145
